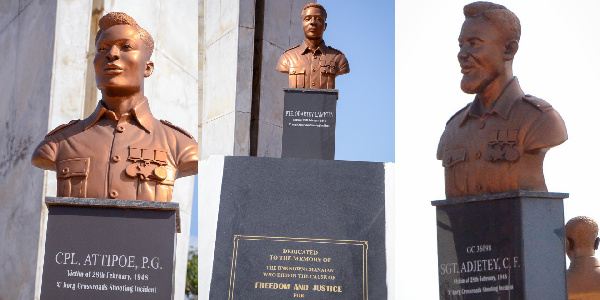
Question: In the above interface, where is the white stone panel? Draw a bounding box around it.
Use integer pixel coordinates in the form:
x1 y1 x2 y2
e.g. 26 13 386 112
201 110 236 159
156 0 198 78
235 26 254 113
151 51 199 139
0 0 57 299
0 0 18 31
204 30 238 121
102 0 161 38
197 155 225 300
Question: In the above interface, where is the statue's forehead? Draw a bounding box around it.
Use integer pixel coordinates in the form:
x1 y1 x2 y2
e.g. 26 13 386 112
303 7 325 16
97 24 139 42
459 18 500 41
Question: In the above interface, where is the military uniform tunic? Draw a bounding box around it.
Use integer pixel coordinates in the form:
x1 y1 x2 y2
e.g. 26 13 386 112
276 40 349 89
437 78 567 198
31 98 198 202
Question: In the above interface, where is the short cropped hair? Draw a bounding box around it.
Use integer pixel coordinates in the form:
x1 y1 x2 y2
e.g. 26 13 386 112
463 1 520 42
566 216 599 249
95 12 154 58
302 3 327 20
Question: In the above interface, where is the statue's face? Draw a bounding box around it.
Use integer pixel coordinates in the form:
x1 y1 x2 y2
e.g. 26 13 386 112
302 7 326 40
458 17 507 94
94 24 152 95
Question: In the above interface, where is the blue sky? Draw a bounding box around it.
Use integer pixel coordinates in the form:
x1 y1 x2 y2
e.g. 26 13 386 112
321 0 395 163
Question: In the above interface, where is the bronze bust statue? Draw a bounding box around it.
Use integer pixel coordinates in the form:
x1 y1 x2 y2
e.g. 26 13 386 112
276 3 349 89
566 216 600 299
31 12 198 202
437 2 567 198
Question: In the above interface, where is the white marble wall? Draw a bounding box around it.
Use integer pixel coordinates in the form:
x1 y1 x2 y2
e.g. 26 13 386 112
0 1 58 299
201 0 255 159
255 0 311 157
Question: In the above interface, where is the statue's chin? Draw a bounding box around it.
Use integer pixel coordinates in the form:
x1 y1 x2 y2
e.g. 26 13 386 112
460 79 478 95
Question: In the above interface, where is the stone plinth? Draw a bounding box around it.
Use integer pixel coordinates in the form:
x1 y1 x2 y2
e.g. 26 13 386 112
199 156 395 299
41 197 179 299
282 88 338 160
432 191 568 300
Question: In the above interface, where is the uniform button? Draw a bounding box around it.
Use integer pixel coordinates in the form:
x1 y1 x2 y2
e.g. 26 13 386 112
476 184 482 191
116 126 125 133
312 82 315 86
62 168 69 175
112 155 121 162
109 190 118 198
479 121 485 129
475 151 481 159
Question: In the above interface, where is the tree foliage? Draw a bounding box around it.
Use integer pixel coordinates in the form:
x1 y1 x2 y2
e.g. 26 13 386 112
186 247 198 299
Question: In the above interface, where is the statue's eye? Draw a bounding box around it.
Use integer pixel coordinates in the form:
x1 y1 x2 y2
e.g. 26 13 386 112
123 44 133 50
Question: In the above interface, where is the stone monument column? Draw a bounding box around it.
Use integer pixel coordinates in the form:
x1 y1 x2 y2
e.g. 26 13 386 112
200 0 312 159
0 1 197 299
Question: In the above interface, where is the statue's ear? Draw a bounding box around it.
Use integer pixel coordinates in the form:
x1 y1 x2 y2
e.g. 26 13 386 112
567 237 574 251
144 61 154 77
595 237 599 250
324 22 327 32
504 40 518 61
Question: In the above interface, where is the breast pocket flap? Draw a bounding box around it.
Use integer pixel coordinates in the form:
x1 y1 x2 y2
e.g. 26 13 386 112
442 149 466 167
57 158 90 179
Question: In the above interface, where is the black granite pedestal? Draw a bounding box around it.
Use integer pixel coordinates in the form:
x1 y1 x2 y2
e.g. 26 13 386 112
209 156 388 299
41 197 180 300
282 88 338 160
431 191 568 300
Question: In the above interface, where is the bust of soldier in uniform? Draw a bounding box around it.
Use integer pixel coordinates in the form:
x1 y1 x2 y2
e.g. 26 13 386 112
565 216 600 300
276 3 349 89
31 12 198 202
437 2 567 198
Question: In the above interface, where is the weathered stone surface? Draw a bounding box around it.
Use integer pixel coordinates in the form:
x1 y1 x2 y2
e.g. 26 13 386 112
0 1 57 299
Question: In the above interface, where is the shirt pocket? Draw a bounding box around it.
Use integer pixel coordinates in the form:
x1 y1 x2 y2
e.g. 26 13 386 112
289 67 305 88
442 149 467 197
56 158 90 198
319 60 336 88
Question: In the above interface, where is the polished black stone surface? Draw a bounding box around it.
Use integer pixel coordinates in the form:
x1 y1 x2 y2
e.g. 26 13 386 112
434 192 568 300
281 88 338 160
209 156 387 299
41 197 177 299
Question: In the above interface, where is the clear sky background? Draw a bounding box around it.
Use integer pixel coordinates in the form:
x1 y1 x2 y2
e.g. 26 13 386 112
321 0 396 163
397 0 600 298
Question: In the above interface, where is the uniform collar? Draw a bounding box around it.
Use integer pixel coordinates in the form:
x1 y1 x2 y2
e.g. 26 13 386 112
301 39 327 55
84 97 154 133
460 77 524 127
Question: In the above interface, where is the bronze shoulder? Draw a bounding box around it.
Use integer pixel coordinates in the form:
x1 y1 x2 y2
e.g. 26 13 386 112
45 120 80 138
522 95 553 112
283 45 300 53
446 103 470 125
327 46 344 55
160 120 195 140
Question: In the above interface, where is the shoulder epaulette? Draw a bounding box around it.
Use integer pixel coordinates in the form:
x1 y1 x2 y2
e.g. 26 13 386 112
522 94 553 112
283 45 300 53
446 103 470 125
160 120 195 140
327 46 344 55
45 120 80 138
